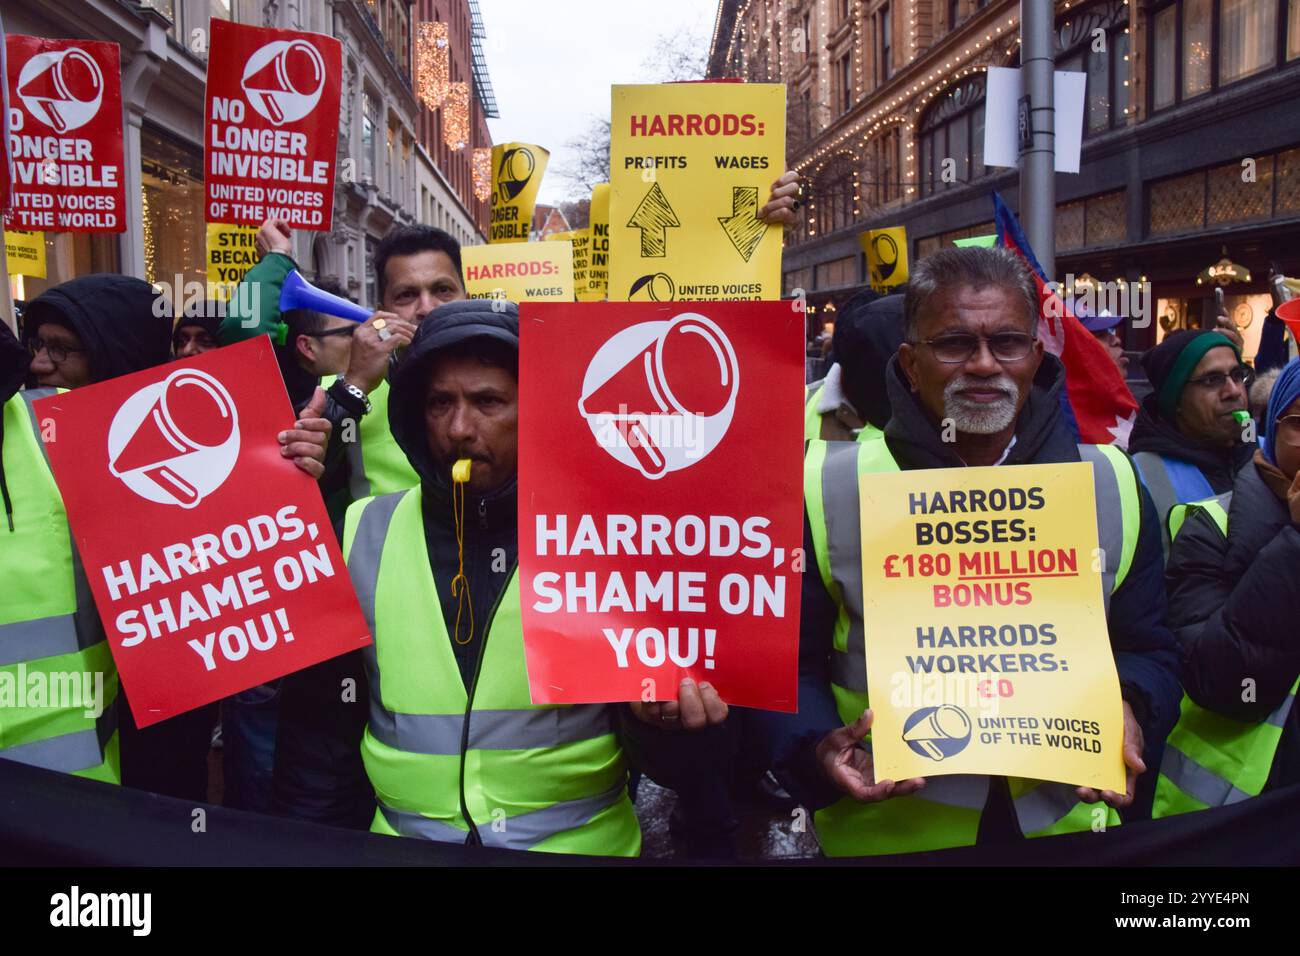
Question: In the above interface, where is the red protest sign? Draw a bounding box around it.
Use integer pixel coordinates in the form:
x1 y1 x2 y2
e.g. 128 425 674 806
34 336 370 727
3 35 125 232
519 301 804 711
204 19 341 230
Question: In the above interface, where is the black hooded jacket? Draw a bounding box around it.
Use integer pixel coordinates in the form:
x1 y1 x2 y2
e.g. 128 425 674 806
750 353 1184 831
1165 461 1300 789
21 274 171 385
1128 394 1254 495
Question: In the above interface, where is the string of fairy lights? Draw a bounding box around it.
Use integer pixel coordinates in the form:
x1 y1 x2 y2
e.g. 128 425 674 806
718 0 1134 231
472 146 492 201
414 19 470 153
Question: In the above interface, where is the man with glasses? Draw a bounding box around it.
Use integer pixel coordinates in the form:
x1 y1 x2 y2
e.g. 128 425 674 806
1128 329 1257 550
753 246 1181 855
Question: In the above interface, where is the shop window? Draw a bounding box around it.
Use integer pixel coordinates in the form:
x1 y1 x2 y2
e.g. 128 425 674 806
1150 0 1293 112
917 75 985 197
1220 0 1277 83
140 124 205 302
1056 1 1131 133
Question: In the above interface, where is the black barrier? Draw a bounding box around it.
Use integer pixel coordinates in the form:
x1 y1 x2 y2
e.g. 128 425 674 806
1 757 1297 866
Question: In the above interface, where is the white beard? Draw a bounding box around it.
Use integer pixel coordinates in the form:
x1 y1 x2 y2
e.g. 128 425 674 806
943 374 1020 435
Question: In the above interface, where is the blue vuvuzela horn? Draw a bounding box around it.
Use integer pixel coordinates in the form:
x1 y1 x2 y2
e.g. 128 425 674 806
278 269 372 323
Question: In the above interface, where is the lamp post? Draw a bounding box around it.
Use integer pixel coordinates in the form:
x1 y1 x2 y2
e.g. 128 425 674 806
1020 0 1055 279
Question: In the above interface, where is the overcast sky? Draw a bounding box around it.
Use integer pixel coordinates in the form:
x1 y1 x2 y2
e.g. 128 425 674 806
479 0 714 205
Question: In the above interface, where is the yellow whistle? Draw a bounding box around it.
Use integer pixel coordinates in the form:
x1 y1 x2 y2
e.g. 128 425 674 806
452 458 472 485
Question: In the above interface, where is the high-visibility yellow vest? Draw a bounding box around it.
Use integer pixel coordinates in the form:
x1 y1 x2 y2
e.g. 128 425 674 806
803 380 883 443
0 389 119 782
330 377 419 503
803 437 1138 855
342 487 640 856
1154 495 1297 817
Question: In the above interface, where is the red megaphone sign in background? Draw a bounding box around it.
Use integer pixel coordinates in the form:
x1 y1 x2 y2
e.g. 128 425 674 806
3 35 125 233
204 19 342 230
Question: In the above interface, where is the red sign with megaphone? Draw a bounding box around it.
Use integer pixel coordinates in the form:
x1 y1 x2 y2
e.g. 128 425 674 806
204 20 341 229
34 337 371 728
4 35 125 233
519 301 805 711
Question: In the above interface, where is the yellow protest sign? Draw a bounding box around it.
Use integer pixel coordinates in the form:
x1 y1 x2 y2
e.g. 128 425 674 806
571 228 596 301
586 183 610 300
461 241 574 302
5 230 46 278
860 227 909 292
206 223 258 300
489 142 549 243
859 462 1125 792
609 83 785 302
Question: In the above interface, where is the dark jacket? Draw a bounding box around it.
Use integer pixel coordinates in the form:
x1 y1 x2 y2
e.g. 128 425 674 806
752 354 1184 828
21 274 171 384
1165 461 1300 789
1128 393 1254 495
272 302 674 833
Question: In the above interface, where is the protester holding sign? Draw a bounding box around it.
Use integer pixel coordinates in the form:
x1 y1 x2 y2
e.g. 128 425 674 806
273 299 727 853
1158 359 1300 815
2 277 333 800
217 219 466 517
753 247 1182 856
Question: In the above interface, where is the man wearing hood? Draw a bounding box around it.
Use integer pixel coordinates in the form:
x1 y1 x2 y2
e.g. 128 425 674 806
754 247 1182 856
803 290 906 443
1128 329 1255 550
23 274 172 389
3 276 332 797
273 300 728 854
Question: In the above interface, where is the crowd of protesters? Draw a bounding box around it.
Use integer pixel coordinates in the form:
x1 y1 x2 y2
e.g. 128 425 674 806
3 172 1299 858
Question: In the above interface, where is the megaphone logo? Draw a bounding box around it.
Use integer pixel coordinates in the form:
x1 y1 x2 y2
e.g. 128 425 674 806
902 705 972 762
16 48 104 133
578 313 739 480
871 233 899 284
108 369 241 509
496 147 535 202
628 273 676 302
241 39 326 126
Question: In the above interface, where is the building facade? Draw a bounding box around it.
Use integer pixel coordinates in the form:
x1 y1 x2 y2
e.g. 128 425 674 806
5 0 494 317
708 0 1300 361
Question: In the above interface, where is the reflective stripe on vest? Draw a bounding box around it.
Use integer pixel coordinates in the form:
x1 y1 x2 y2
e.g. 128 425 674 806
0 391 119 782
378 781 630 851
1167 492 1231 543
332 378 419 502
343 488 639 856
804 381 826 441
804 437 1134 854
1133 451 1215 555
1155 682 1297 817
